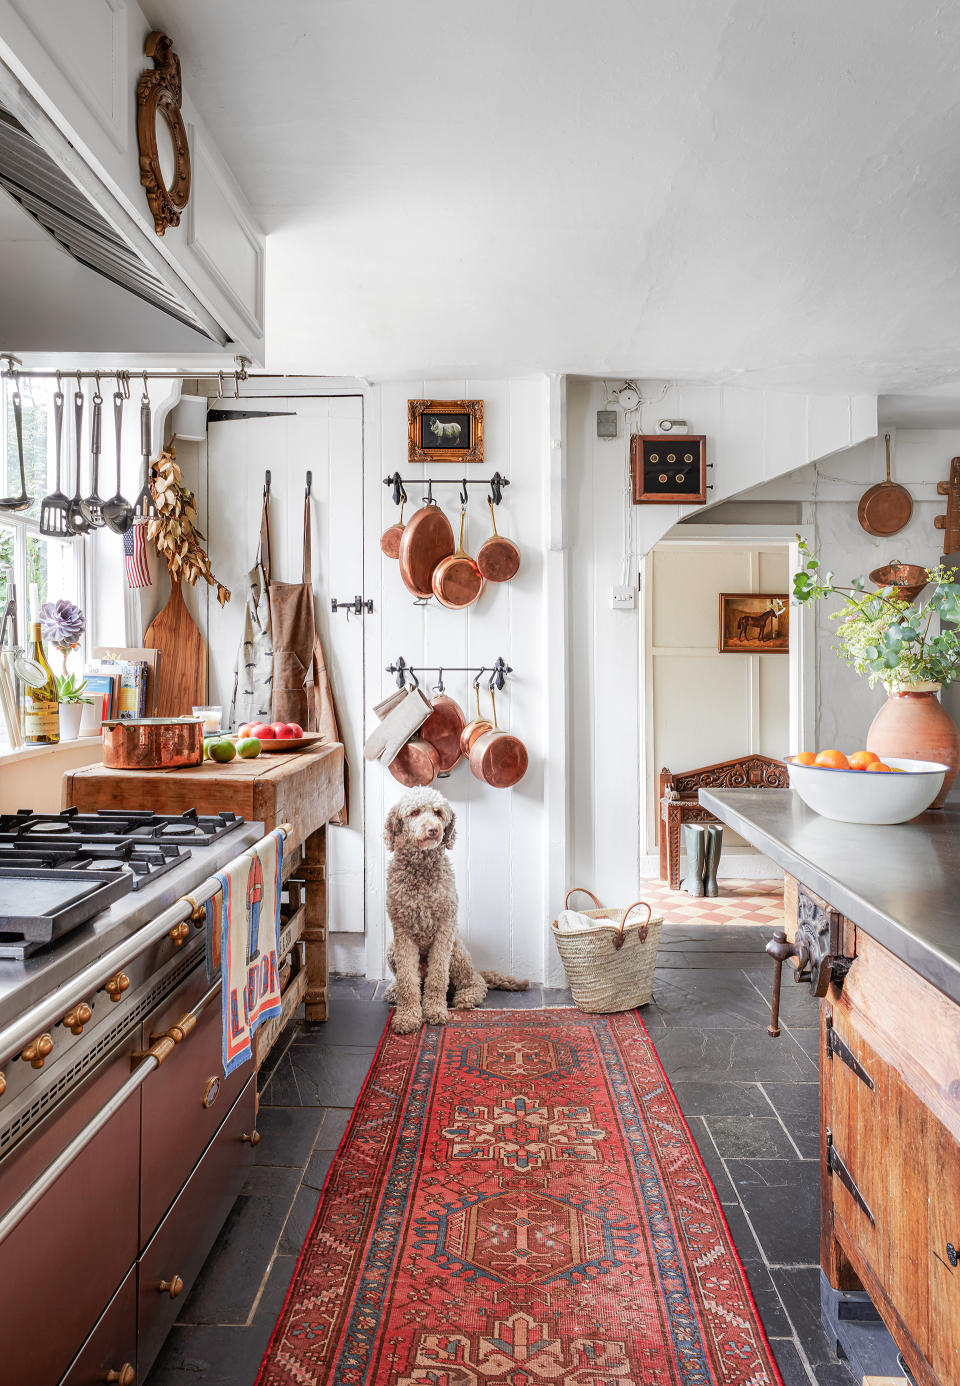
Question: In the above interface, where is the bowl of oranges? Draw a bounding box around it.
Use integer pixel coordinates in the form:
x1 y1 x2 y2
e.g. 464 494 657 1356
784 749 948 824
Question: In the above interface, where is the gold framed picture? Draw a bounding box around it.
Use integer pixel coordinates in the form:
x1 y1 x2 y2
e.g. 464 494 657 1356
718 594 789 653
408 400 484 464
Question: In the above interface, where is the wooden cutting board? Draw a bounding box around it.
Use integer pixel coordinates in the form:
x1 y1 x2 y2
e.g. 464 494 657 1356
143 580 206 715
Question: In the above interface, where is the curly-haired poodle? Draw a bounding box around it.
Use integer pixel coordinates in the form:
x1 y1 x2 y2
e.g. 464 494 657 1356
384 787 528 1033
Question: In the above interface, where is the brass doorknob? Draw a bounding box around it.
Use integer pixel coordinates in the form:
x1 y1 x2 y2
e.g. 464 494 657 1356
242 1130 261 1146
63 1002 93 1035
168 922 190 948
102 972 130 1003
21 1034 53 1068
158 1274 184 1299
105 1365 135 1385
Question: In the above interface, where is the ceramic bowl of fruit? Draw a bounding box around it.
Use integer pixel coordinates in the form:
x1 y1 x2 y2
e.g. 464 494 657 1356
784 749 948 824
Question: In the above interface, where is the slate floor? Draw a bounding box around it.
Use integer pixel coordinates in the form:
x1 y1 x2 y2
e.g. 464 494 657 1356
146 925 856 1386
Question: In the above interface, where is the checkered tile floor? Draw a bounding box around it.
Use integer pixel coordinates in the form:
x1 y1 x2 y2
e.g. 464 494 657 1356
638 878 784 925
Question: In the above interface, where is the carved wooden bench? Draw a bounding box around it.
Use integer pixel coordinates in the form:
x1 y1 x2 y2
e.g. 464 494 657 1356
659 754 788 889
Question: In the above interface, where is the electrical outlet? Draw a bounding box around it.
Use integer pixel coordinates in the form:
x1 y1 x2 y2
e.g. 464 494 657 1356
610 585 636 610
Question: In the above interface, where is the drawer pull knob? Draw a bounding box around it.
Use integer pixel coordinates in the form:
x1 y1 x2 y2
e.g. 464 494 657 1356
21 1033 53 1068
168 922 190 948
948 1242 958 1268
105 1365 135 1385
103 972 130 1003
159 1274 184 1299
242 1130 261 1147
63 1002 93 1035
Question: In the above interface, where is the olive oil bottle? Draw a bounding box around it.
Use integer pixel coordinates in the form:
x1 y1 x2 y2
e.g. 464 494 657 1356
22 622 60 744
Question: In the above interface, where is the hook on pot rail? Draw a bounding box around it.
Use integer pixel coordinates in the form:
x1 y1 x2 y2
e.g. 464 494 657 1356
383 471 510 506
386 655 513 691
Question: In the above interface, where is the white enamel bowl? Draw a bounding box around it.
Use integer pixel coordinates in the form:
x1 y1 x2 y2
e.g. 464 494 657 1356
785 756 948 825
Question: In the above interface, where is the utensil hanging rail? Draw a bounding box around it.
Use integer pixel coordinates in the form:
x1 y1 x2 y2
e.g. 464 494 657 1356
384 471 510 506
386 655 513 690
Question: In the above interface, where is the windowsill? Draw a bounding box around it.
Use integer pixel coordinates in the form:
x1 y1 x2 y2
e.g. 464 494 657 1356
0 735 102 769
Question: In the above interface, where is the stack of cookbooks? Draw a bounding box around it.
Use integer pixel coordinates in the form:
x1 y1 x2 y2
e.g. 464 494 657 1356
81 647 162 731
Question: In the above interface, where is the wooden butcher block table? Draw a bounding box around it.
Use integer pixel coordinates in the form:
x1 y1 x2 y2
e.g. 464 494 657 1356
63 744 345 1024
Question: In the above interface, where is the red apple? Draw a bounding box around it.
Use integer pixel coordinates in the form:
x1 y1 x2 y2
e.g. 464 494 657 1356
287 723 304 739
237 723 255 739
271 722 297 739
250 722 276 740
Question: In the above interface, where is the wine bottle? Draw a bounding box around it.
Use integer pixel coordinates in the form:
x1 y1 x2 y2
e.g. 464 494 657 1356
22 622 60 745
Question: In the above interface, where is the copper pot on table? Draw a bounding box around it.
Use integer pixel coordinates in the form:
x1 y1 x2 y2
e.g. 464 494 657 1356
102 717 204 770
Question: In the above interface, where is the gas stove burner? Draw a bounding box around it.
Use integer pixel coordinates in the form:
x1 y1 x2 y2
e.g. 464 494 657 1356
0 807 243 847
0 837 190 889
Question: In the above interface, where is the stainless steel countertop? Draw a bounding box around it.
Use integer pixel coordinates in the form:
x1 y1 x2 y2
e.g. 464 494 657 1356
0 821 263 1026
701 789 960 1004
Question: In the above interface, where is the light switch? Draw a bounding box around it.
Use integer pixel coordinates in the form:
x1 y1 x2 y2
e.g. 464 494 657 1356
611 585 636 610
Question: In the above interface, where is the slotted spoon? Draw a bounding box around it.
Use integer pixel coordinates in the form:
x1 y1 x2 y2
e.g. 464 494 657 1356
80 389 106 528
66 388 91 535
0 384 31 513
39 384 70 535
102 389 134 534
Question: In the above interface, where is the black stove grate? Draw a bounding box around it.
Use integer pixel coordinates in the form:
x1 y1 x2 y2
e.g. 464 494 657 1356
0 807 243 846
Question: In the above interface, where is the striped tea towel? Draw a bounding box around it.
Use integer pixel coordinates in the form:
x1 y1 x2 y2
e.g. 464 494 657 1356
205 828 285 1076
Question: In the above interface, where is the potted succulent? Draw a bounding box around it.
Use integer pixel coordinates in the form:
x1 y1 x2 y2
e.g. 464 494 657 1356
793 539 960 805
56 673 93 742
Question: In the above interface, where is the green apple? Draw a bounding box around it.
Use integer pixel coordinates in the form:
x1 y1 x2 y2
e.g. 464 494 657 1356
208 738 237 763
237 736 262 759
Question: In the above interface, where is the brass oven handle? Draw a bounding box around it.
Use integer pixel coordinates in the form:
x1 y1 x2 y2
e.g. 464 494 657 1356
158 1274 184 1299
765 930 799 1038
105 1366 135 1385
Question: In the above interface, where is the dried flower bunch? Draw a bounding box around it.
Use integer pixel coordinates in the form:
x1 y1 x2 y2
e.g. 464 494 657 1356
147 444 230 606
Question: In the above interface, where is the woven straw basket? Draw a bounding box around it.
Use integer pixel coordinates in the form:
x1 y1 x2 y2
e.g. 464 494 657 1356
551 887 663 1013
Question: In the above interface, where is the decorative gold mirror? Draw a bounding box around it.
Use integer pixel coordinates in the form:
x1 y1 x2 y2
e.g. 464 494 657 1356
136 32 191 237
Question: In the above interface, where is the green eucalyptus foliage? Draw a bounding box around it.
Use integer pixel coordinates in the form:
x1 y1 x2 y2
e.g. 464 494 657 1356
793 538 960 689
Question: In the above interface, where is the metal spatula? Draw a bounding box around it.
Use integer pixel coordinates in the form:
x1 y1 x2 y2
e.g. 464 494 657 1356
80 388 105 528
133 381 156 524
39 384 70 535
102 389 134 534
66 387 91 535
0 384 32 513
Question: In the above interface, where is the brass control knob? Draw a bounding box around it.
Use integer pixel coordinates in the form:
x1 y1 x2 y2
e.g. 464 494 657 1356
158 1274 184 1299
168 921 190 948
242 1130 261 1147
102 972 130 1003
21 1034 53 1069
63 1002 93 1035
105 1366 135 1385
0 1071 5 1097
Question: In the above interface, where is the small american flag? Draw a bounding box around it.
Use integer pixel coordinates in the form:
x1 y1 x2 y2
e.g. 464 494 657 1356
123 523 152 589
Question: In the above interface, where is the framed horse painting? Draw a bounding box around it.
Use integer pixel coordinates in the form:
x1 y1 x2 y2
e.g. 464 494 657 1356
718 593 789 653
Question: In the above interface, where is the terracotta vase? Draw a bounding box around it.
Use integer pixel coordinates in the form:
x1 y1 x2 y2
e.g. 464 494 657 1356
865 688 960 808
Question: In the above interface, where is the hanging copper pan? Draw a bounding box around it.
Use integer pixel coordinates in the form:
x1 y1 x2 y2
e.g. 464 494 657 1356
431 506 484 608
858 433 912 537
388 736 440 787
468 688 528 788
476 499 520 582
398 500 454 598
419 680 465 774
459 681 493 756
380 499 405 559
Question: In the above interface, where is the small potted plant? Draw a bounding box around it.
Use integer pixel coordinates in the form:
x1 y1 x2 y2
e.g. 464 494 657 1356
793 539 960 805
56 672 93 741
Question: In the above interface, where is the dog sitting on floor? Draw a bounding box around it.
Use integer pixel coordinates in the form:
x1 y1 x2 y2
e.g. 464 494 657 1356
383 787 528 1033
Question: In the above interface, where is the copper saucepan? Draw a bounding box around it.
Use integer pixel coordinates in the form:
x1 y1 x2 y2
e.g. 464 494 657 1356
398 499 454 599
476 499 520 582
380 498 405 560
102 717 203 770
468 688 528 788
432 505 484 609
419 678 466 775
388 737 440 787
459 681 493 757
858 433 912 537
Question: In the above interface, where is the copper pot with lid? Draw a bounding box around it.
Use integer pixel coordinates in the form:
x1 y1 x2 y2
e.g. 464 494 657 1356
102 717 204 770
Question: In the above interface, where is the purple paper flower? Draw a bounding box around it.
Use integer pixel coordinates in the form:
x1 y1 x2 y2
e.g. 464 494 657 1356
40 598 85 651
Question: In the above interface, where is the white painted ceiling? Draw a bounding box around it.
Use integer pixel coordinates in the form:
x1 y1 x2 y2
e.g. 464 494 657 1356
147 0 960 389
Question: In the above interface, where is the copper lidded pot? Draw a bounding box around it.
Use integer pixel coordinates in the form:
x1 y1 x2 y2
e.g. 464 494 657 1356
102 717 204 770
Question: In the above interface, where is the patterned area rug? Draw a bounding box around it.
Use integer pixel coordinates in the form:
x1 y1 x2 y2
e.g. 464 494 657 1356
257 1009 783 1386
639 877 784 926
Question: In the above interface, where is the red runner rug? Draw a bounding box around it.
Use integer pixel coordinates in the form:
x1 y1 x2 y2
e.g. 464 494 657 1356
257 1009 782 1386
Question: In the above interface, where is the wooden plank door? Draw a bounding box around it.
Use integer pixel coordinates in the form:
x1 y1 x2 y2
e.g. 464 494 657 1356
205 396 366 937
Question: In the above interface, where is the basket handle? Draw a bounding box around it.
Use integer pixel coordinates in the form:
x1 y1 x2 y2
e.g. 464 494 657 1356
564 887 602 911
615 901 652 949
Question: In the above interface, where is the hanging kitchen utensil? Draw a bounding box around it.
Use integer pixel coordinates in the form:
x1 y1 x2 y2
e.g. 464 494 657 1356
476 497 520 582
39 383 70 535
398 484 455 599
0 382 31 512
67 386 90 535
81 386 106 527
133 378 156 523
431 503 484 608
380 497 406 559
419 671 465 774
388 736 441 787
144 579 206 714
468 686 528 788
102 386 135 534
868 562 930 605
858 433 912 537
459 678 493 756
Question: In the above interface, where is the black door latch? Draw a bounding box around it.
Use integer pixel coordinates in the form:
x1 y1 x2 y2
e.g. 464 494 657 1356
331 595 373 616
